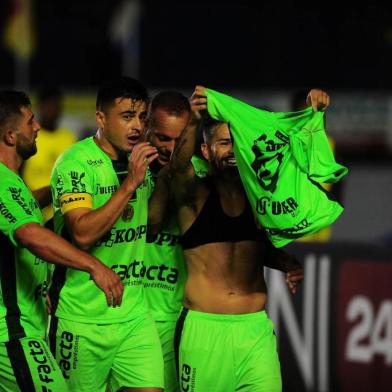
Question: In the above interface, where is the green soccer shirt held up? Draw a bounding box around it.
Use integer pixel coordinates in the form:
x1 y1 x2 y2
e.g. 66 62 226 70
206 88 348 247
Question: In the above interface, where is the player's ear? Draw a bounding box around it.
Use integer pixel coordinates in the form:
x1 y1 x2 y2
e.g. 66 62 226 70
3 128 17 146
201 143 210 160
96 110 106 128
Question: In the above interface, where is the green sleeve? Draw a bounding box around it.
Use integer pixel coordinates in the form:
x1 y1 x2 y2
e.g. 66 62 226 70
51 158 94 201
0 181 41 246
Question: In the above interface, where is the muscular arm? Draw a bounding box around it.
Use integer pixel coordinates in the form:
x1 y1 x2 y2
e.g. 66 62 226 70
15 222 124 306
170 86 207 173
64 142 157 250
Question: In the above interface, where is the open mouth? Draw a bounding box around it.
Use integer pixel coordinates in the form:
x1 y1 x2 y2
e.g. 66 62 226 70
127 134 140 144
225 157 237 165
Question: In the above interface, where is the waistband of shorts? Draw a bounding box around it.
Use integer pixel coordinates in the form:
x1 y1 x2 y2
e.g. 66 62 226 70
181 307 268 322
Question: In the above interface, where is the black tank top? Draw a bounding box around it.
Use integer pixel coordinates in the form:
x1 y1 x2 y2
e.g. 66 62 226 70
180 178 263 250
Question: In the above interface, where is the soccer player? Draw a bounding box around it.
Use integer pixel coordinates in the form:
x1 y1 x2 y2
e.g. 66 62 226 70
145 90 307 391
48 77 164 392
143 91 192 392
0 90 123 391
155 86 328 392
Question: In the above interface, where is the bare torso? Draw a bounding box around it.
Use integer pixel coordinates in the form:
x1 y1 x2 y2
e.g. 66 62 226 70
176 176 268 314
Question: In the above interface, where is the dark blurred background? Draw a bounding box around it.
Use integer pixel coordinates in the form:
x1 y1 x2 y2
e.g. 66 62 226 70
1 1 392 89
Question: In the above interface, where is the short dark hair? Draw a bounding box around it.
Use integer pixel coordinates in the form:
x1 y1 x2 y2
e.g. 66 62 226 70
199 113 224 144
149 91 191 117
96 76 148 112
0 90 31 135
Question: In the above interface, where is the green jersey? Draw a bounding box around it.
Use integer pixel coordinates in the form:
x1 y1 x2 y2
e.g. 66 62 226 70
144 215 186 321
0 163 47 342
143 156 208 321
206 89 348 247
50 137 154 323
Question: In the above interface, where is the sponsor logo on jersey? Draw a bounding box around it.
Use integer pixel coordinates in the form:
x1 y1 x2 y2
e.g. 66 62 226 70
264 218 310 236
69 171 86 193
34 281 48 301
95 183 118 195
58 331 79 379
181 363 196 392
8 187 32 215
95 225 147 247
256 196 299 217
55 174 65 196
60 195 87 207
146 231 180 247
111 260 178 284
28 339 55 385
87 159 104 166
0 198 17 223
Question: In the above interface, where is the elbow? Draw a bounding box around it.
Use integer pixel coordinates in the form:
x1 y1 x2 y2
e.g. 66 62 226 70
71 232 93 251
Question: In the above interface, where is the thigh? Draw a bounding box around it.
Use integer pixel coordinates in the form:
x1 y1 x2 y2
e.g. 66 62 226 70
0 337 68 392
109 314 164 391
50 317 116 392
236 316 282 392
177 312 235 392
156 321 178 392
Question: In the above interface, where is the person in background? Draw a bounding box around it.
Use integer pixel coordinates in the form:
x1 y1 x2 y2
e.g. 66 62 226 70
22 86 76 221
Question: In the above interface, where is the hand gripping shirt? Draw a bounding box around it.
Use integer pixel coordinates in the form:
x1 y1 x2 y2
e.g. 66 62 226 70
206 89 348 247
50 137 154 323
0 163 47 342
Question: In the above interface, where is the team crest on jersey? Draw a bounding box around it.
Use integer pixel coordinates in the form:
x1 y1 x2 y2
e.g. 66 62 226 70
122 203 134 222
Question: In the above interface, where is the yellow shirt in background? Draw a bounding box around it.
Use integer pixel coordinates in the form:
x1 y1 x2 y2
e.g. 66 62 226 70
23 127 76 221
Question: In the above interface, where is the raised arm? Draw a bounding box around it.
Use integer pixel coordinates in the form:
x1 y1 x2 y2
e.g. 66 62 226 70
58 142 157 250
306 89 330 112
170 85 207 174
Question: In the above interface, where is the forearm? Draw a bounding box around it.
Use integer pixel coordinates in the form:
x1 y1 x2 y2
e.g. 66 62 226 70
67 181 136 249
170 120 199 172
16 223 101 273
264 246 300 273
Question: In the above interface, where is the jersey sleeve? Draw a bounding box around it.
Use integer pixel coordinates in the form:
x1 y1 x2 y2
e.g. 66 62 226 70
0 181 42 246
51 159 94 214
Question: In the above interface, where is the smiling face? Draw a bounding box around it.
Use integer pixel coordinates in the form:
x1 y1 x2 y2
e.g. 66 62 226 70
96 97 147 156
15 106 41 160
201 123 238 175
147 108 190 167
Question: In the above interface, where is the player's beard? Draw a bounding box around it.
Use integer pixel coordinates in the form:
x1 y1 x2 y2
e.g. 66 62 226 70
210 154 239 178
16 137 37 160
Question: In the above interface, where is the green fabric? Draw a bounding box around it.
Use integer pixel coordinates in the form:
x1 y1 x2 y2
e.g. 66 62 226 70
0 163 47 343
206 89 348 247
52 315 164 391
155 320 178 392
191 155 209 178
178 309 281 392
144 216 186 322
50 137 154 323
0 337 68 391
